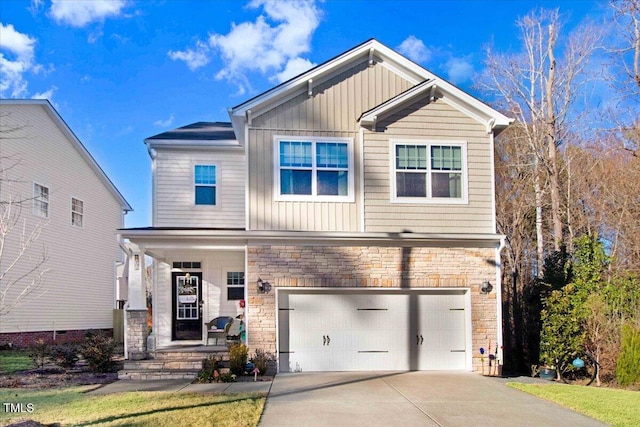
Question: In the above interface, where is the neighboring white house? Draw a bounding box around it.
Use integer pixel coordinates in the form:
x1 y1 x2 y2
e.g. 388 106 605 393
0 99 132 347
122 39 513 372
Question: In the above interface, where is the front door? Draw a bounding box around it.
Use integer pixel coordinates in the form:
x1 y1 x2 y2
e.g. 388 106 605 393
172 272 203 340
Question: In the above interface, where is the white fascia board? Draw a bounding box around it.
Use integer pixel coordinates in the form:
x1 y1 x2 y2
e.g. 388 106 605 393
119 228 504 247
144 139 242 150
360 80 435 125
1 99 133 212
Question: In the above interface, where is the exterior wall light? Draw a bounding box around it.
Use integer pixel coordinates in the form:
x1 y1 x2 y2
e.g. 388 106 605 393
480 280 493 294
257 278 271 294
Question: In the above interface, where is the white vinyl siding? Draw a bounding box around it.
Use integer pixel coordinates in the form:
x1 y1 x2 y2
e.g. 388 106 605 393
154 251 245 347
0 103 125 334
154 150 245 228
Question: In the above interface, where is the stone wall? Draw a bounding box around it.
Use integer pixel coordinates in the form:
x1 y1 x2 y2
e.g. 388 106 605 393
246 244 499 373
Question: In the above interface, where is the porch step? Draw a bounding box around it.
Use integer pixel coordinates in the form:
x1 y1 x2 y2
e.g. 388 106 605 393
118 347 230 380
118 368 200 380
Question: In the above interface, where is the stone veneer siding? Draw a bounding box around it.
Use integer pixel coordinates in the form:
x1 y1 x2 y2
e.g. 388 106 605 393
246 244 498 373
126 309 148 360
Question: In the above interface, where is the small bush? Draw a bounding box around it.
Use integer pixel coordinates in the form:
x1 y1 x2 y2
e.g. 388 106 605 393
196 356 222 383
80 331 116 373
229 343 248 376
251 348 275 375
218 371 236 382
50 344 79 370
28 339 50 369
616 324 640 387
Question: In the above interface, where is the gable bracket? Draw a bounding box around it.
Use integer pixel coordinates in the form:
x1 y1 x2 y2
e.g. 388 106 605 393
246 109 252 126
485 118 496 134
307 79 313 97
369 48 375 67
430 84 437 102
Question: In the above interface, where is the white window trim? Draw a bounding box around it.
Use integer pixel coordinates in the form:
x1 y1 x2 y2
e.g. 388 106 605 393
273 135 355 202
192 162 220 208
70 196 84 228
389 139 469 204
32 182 50 218
226 271 245 301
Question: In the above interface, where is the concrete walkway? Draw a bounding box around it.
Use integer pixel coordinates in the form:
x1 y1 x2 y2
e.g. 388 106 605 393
258 372 608 427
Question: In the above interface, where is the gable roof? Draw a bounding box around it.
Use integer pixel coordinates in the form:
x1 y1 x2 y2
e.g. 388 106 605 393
0 99 132 212
229 38 513 143
145 122 240 150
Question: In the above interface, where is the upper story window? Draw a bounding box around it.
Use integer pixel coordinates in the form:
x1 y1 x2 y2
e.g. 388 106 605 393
275 136 354 202
71 197 84 227
194 165 216 205
33 183 49 218
391 140 468 204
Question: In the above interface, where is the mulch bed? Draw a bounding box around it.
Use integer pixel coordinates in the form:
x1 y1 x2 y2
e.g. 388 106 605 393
0 367 118 389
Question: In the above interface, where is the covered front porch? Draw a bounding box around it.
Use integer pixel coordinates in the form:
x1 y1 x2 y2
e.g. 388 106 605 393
118 229 248 359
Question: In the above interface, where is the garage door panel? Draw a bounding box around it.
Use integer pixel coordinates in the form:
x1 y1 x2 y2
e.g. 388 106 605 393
278 290 468 372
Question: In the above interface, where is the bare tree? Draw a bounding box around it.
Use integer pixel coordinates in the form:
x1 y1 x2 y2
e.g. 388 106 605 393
608 0 640 156
0 116 49 316
480 8 601 267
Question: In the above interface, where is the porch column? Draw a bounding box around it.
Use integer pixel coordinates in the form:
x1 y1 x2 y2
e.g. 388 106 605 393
126 244 148 360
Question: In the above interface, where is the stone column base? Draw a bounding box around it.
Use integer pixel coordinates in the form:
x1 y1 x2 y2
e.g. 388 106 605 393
126 309 148 360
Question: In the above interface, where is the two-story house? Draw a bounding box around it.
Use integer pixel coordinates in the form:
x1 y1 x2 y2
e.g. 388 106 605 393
121 39 512 372
0 99 132 347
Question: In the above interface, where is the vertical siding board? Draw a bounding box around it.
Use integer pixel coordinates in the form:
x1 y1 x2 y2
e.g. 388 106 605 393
363 99 494 233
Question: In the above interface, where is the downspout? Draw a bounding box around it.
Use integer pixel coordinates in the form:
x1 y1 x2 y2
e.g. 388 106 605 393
496 236 506 374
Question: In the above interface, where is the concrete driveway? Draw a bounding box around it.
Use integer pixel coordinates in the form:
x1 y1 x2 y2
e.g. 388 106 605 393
259 372 607 427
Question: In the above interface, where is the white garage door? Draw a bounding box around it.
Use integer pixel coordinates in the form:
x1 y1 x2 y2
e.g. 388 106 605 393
277 290 469 372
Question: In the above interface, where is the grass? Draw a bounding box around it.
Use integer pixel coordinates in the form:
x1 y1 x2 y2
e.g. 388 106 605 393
0 386 266 426
0 350 33 374
508 382 640 427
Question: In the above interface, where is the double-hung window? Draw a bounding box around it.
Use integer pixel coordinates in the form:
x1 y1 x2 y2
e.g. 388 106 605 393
194 165 216 205
71 198 84 227
226 272 245 301
33 183 49 218
275 137 353 201
392 141 467 203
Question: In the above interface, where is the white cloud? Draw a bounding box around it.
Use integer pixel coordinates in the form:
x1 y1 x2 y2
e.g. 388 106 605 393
0 22 37 97
32 85 57 101
170 0 321 91
49 0 127 28
154 114 175 127
397 36 431 63
445 56 474 84
274 57 315 83
168 41 211 71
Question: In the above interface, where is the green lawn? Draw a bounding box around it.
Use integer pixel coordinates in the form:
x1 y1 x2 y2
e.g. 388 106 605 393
0 386 266 427
0 350 33 374
508 382 640 427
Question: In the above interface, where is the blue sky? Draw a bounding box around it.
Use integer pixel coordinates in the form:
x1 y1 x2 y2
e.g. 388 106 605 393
1 0 608 228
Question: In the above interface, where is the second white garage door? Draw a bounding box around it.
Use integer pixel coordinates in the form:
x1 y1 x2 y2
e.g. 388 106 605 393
277 289 469 372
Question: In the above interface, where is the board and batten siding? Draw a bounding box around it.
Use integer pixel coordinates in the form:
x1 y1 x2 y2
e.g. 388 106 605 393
363 97 495 234
0 104 125 333
153 149 245 228
248 59 414 231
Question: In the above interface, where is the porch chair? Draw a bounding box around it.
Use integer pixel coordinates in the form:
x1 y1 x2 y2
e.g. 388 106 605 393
225 318 243 347
205 316 233 346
